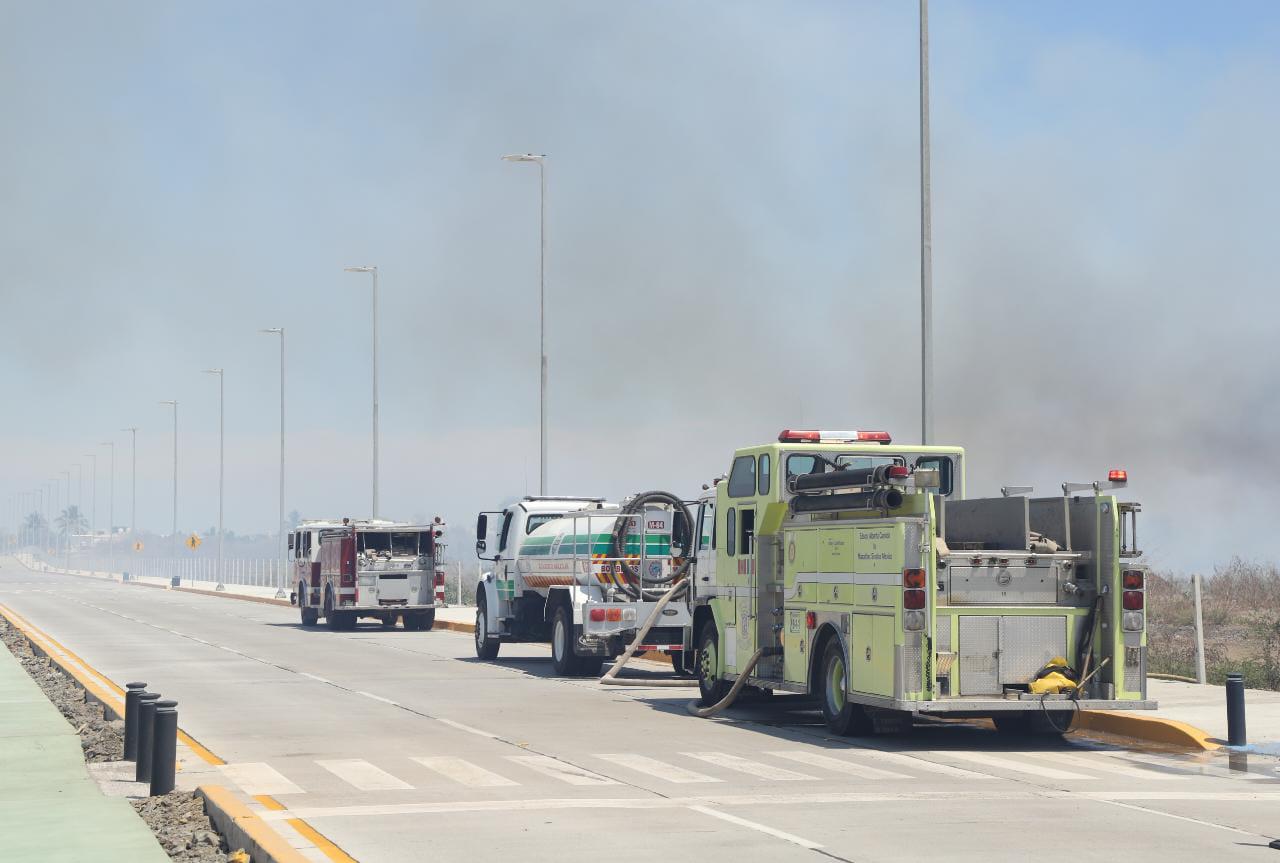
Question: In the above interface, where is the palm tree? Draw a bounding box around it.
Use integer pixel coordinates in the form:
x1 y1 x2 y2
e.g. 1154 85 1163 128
56 506 88 542
23 512 47 546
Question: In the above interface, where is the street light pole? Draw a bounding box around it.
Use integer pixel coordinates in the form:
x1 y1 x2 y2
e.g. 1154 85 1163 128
260 328 286 595
203 369 225 587
159 401 178 562
919 0 934 446
342 267 380 518
100 442 115 576
83 454 96 572
60 470 71 571
121 427 137 537
501 153 549 495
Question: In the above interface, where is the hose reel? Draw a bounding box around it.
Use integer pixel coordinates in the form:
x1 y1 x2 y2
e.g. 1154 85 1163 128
608 490 695 600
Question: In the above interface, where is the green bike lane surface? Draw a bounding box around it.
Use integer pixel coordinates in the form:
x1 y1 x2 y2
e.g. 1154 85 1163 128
0 636 169 863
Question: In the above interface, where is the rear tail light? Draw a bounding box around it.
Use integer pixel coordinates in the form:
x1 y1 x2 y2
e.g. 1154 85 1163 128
589 608 606 622
1122 570 1144 590
903 568 926 589
886 465 910 479
903 589 926 609
588 607 627 623
1122 590 1144 610
805 611 816 630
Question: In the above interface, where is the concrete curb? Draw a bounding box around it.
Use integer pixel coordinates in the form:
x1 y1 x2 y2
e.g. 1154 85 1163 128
1075 710 1219 750
197 785 311 863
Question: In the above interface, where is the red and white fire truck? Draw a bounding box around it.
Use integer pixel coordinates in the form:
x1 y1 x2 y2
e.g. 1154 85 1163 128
290 518 446 631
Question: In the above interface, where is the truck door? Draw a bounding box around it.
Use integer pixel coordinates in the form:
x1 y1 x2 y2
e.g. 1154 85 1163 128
694 498 716 590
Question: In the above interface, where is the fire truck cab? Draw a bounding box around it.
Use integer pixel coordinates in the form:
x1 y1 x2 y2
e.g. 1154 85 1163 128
291 518 445 631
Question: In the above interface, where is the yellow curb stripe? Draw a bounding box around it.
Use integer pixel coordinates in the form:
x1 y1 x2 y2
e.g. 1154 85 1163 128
1076 710 1219 750
255 795 359 863
0 601 353 862
200 785 311 863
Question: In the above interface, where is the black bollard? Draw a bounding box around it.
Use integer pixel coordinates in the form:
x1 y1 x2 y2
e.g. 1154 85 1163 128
135 693 161 782
123 682 148 761
1226 673 1247 746
149 700 178 796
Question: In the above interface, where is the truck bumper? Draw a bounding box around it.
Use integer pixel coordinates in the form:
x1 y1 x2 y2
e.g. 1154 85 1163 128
850 693 1158 715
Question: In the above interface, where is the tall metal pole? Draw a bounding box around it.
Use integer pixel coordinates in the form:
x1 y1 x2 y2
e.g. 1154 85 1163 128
261 328 286 594
60 471 71 571
204 369 224 587
501 153 549 493
122 427 137 536
101 441 115 576
343 267 379 518
160 401 178 560
1193 572 1207 685
919 0 934 446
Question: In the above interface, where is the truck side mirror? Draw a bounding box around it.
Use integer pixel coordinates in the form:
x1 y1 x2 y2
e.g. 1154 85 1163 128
476 513 488 536
476 538 487 555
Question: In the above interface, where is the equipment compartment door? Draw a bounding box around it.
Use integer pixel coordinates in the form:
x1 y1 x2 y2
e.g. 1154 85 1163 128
850 614 895 697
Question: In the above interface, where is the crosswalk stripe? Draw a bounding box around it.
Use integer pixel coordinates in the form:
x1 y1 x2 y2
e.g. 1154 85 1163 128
507 755 618 786
219 762 305 796
843 748 994 779
938 751 1093 780
765 750 913 780
317 759 414 791
1102 751 1272 782
412 756 519 787
1030 751 1187 781
596 754 722 783
682 752 816 781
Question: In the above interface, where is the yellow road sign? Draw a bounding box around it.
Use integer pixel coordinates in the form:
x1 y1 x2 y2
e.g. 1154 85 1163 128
185 533 202 551
133 540 144 552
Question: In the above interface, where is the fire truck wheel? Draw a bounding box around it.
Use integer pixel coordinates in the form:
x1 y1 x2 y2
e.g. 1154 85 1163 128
300 602 318 628
551 606 581 676
419 610 435 631
671 651 696 678
820 639 873 736
475 598 500 659
323 589 339 630
696 623 732 706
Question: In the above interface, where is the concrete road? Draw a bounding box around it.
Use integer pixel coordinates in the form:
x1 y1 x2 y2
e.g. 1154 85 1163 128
3 560 1279 863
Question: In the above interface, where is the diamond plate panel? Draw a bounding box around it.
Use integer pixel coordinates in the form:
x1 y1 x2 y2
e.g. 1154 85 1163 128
999 615 1067 685
1124 646 1145 694
936 615 951 652
958 616 1000 695
905 640 922 693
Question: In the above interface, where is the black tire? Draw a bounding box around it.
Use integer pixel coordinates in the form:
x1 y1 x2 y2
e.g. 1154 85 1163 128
819 638 873 736
381 616 399 630
696 623 732 706
671 651 696 678
420 609 435 632
324 588 339 630
300 585 318 626
475 595 500 659
402 614 420 631
551 605 579 676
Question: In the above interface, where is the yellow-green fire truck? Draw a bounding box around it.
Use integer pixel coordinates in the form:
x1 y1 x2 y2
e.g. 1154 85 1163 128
691 429 1153 734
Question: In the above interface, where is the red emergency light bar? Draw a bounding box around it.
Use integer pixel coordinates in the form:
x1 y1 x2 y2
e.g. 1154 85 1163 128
778 429 892 444
1108 469 1128 483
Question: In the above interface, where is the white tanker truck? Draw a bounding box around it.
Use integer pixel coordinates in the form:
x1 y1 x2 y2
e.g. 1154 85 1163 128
473 492 698 676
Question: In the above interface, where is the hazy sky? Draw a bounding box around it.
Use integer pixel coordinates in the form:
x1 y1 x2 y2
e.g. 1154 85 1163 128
2 1 1277 572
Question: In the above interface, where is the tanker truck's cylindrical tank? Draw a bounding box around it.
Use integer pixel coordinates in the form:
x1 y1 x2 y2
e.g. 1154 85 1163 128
516 507 679 593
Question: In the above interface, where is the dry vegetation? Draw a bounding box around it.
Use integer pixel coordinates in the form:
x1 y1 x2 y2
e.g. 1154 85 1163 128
1147 557 1280 690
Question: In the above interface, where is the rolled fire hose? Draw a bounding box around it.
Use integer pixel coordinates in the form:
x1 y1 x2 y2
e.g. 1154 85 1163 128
599 578 696 688
609 491 696 599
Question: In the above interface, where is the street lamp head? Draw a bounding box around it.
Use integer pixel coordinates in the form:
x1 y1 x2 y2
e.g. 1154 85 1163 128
202 368 223 376
260 328 283 335
343 266 376 273
159 400 177 406
502 153 545 163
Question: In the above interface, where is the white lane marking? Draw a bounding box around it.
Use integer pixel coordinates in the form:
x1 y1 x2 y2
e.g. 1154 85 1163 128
596 754 722 784
1032 751 1187 781
317 759 414 791
938 751 1093 780
507 755 618 786
260 789 1280 821
357 691 399 706
436 717 500 739
1091 797 1261 837
682 752 816 781
219 763 305 796
842 747 994 778
765 749 912 780
688 804 823 850
411 756 519 788
299 672 330 683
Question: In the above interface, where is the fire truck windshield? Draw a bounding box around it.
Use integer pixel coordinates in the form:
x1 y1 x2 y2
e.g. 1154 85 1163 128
358 531 431 556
